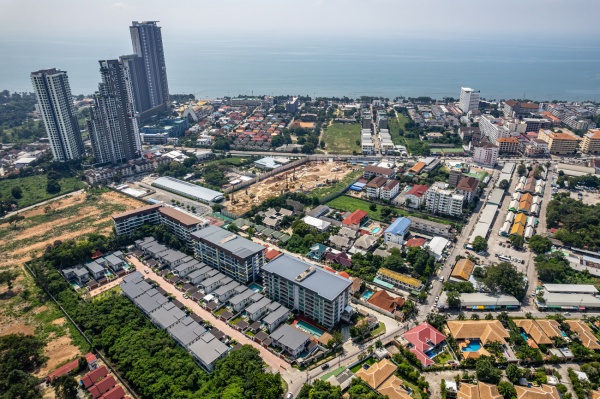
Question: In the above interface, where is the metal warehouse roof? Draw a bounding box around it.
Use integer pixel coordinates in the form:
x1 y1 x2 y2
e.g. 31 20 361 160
152 176 224 202
543 284 599 294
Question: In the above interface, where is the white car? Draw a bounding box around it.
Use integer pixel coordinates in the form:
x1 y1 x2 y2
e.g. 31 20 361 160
286 393 293 399
434 296 439 302
144 269 150 274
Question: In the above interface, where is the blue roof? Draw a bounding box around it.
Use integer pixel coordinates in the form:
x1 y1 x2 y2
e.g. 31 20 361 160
384 217 411 236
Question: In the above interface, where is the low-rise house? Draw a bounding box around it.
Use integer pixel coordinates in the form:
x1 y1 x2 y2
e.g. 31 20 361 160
513 385 561 399
187 265 216 285
354 235 377 251
455 177 479 203
407 216 453 238
199 273 231 294
450 259 475 282
103 254 125 272
363 165 395 179
355 358 397 389
212 281 241 303
329 235 353 251
229 289 256 312
302 215 331 231
174 260 202 277
81 366 108 389
403 322 446 367
367 290 405 314
396 184 429 208
457 382 502 399
89 375 116 399
188 331 229 372
245 297 272 321
262 304 290 333
134 288 169 315
342 210 369 230
151 302 187 329
565 320 600 349
269 324 312 358
62 266 90 285
85 260 106 281
167 316 207 347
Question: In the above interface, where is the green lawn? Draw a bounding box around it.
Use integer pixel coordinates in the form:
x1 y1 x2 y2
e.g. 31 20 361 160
327 195 453 225
434 349 453 364
320 366 346 381
0 174 84 209
322 123 361 154
388 113 411 145
310 169 362 199
350 357 377 373
202 156 249 167
370 322 386 337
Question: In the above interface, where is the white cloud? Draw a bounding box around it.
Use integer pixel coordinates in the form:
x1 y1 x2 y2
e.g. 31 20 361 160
109 2 130 10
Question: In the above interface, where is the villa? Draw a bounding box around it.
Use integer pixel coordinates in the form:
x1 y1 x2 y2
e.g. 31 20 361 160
514 319 554 347
447 320 509 359
457 382 502 399
514 384 561 399
403 322 446 367
355 359 411 399
565 320 600 349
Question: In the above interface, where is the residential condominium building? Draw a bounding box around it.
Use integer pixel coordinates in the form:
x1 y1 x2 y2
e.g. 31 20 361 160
262 254 351 329
458 87 480 113
191 226 265 284
537 129 581 155
361 131 375 155
31 69 85 161
129 21 170 122
426 182 464 217
479 115 513 144
407 216 453 238
112 204 209 248
580 129 600 154
472 142 498 167
365 176 387 199
496 137 520 154
380 179 400 201
87 59 142 164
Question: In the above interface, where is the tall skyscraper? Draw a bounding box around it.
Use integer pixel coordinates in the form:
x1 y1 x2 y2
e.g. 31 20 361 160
87 60 142 164
31 69 85 162
459 87 480 114
129 21 170 121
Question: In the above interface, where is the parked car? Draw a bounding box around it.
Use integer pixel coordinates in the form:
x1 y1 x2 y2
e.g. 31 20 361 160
321 364 330 371
286 393 293 399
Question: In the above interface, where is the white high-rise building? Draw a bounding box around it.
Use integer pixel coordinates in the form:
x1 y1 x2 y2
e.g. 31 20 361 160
425 182 464 217
473 142 499 167
31 69 85 162
479 114 512 144
459 87 480 114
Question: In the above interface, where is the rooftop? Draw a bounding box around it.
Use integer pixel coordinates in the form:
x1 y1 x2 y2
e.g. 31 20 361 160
152 176 224 202
192 226 265 260
262 254 351 301
269 324 311 350
158 206 206 227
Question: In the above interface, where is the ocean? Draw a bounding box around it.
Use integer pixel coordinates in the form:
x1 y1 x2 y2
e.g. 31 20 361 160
1 35 599 101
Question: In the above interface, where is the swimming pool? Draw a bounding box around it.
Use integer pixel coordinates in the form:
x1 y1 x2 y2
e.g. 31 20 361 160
521 332 529 341
296 320 325 338
372 227 381 234
248 283 262 292
561 332 567 337
362 290 374 301
461 341 482 352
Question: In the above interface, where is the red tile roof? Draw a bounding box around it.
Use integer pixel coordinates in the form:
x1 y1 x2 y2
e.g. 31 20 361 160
99 385 125 399
342 210 368 226
405 238 426 247
338 271 351 279
403 322 446 367
406 184 429 198
265 249 282 261
48 352 95 381
89 376 116 399
81 366 108 389
456 176 479 193
367 290 405 313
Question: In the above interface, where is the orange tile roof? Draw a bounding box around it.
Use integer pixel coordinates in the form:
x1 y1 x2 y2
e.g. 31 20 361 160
355 359 398 389
409 162 426 174
342 210 368 226
451 259 475 281
497 137 520 143
552 133 580 141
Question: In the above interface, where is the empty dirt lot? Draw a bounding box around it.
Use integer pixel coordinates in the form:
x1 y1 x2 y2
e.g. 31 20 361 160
0 189 144 381
224 161 355 215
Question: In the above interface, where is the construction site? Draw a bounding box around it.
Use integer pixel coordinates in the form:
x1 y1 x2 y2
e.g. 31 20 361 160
223 160 357 215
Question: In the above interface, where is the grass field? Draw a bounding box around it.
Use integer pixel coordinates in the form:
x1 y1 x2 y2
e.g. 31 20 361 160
327 195 453 225
0 174 84 208
388 112 411 145
202 156 249 166
310 169 362 199
322 123 361 154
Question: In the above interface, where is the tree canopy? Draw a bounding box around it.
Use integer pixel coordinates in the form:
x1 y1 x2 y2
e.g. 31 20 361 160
528 235 552 254
481 262 526 300
472 236 488 252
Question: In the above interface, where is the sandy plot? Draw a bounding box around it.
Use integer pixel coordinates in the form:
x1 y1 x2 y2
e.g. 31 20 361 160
225 161 353 215
0 322 36 336
35 335 81 377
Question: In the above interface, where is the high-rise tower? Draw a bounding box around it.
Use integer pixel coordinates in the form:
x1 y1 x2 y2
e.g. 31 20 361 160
31 69 85 161
129 21 170 121
87 60 142 164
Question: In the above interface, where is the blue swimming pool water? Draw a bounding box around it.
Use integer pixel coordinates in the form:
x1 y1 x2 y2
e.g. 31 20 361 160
372 227 381 234
296 320 325 338
561 332 567 337
462 341 482 352
248 283 262 292
362 290 374 301
521 332 529 341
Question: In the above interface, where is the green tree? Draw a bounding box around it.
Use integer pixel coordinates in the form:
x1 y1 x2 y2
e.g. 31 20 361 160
11 186 22 199
498 381 517 399
506 363 522 384
472 236 488 252
498 179 509 189
369 203 377 211
517 163 527 176
327 331 344 349
528 235 552 254
447 290 461 308
482 262 526 300
54 375 78 399
0 269 19 290
46 179 61 194
475 357 501 384
510 234 525 249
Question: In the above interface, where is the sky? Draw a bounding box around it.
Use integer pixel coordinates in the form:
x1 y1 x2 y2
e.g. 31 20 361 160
1 0 600 41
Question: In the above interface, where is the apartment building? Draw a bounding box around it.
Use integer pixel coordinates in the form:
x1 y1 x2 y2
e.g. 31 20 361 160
407 216 453 238
366 176 387 199
496 137 520 154
191 226 265 284
112 204 209 248
538 129 581 155
472 142 498 167
503 100 539 118
455 177 479 203
363 165 395 179
361 130 375 155
580 129 600 154
262 254 351 329
425 182 464 217
480 115 512 144
380 179 400 201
